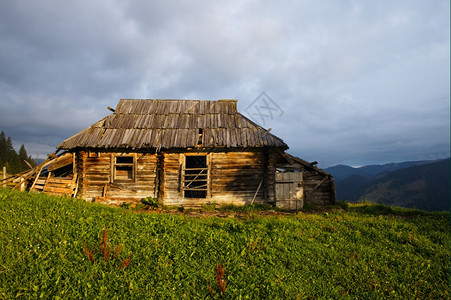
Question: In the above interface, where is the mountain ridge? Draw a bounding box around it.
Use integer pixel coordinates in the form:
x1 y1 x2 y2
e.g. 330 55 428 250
324 159 439 181
325 158 450 212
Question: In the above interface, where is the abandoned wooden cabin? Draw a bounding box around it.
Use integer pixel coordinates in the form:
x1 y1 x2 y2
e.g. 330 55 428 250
31 99 335 208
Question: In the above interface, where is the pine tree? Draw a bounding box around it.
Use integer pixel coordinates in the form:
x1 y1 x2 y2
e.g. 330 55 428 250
0 132 36 174
19 144 30 170
6 137 20 174
0 131 6 167
8 152 21 174
27 154 37 168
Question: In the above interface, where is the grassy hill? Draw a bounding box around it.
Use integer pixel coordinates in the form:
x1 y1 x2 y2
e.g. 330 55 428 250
331 158 450 211
361 158 450 211
0 189 449 299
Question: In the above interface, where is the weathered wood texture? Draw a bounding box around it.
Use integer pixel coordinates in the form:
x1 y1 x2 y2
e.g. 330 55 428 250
47 152 73 172
159 150 273 206
31 177 47 192
273 151 335 207
159 152 180 203
210 151 267 205
304 172 335 205
275 171 304 210
265 151 276 202
48 99 335 208
3 151 60 190
42 175 77 197
58 99 287 150
77 151 157 203
77 149 274 206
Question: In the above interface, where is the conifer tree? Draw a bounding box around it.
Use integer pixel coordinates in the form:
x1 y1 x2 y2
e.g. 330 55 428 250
19 144 31 170
0 131 6 167
0 132 36 174
6 137 20 174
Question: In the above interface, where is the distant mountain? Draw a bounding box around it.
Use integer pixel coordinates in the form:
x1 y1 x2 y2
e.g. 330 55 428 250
361 158 450 212
324 165 371 181
325 160 436 181
328 158 450 212
335 174 371 201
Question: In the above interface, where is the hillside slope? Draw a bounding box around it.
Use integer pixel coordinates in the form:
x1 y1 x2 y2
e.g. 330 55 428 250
360 158 450 211
0 188 449 299
335 174 371 201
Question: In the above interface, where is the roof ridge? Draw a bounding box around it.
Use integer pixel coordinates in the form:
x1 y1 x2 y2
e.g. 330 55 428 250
118 99 237 101
57 99 288 150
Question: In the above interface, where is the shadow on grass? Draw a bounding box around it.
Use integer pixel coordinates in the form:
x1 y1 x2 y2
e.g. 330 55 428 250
348 202 450 217
218 203 276 212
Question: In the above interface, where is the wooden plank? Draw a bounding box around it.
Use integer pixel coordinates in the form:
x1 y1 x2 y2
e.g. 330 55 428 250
251 179 263 204
43 186 74 194
212 175 264 183
46 177 74 183
47 153 73 171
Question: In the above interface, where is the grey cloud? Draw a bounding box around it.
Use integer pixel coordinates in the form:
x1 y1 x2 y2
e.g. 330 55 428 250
0 0 449 167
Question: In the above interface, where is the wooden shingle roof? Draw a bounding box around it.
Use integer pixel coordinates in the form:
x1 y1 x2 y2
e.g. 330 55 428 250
58 99 288 150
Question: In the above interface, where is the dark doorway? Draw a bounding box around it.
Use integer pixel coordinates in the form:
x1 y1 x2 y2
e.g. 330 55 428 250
184 155 208 198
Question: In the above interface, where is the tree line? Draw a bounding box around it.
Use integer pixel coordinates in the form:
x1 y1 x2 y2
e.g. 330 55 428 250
0 131 37 175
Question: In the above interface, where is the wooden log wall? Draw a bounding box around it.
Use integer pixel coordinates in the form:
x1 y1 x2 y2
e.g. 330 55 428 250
209 151 267 205
265 151 276 202
43 176 77 197
75 149 277 206
159 152 181 204
161 150 275 206
303 172 335 205
77 150 158 204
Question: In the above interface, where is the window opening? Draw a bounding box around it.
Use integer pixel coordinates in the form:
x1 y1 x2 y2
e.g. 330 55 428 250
184 155 208 198
116 156 133 164
114 155 134 181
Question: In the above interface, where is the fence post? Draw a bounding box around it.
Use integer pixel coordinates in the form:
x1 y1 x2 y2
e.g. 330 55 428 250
2 167 5 187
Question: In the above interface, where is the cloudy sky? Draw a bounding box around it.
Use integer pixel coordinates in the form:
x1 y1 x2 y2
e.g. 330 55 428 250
0 0 449 167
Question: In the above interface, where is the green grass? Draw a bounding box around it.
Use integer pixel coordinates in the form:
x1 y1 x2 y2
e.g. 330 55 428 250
0 188 449 299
